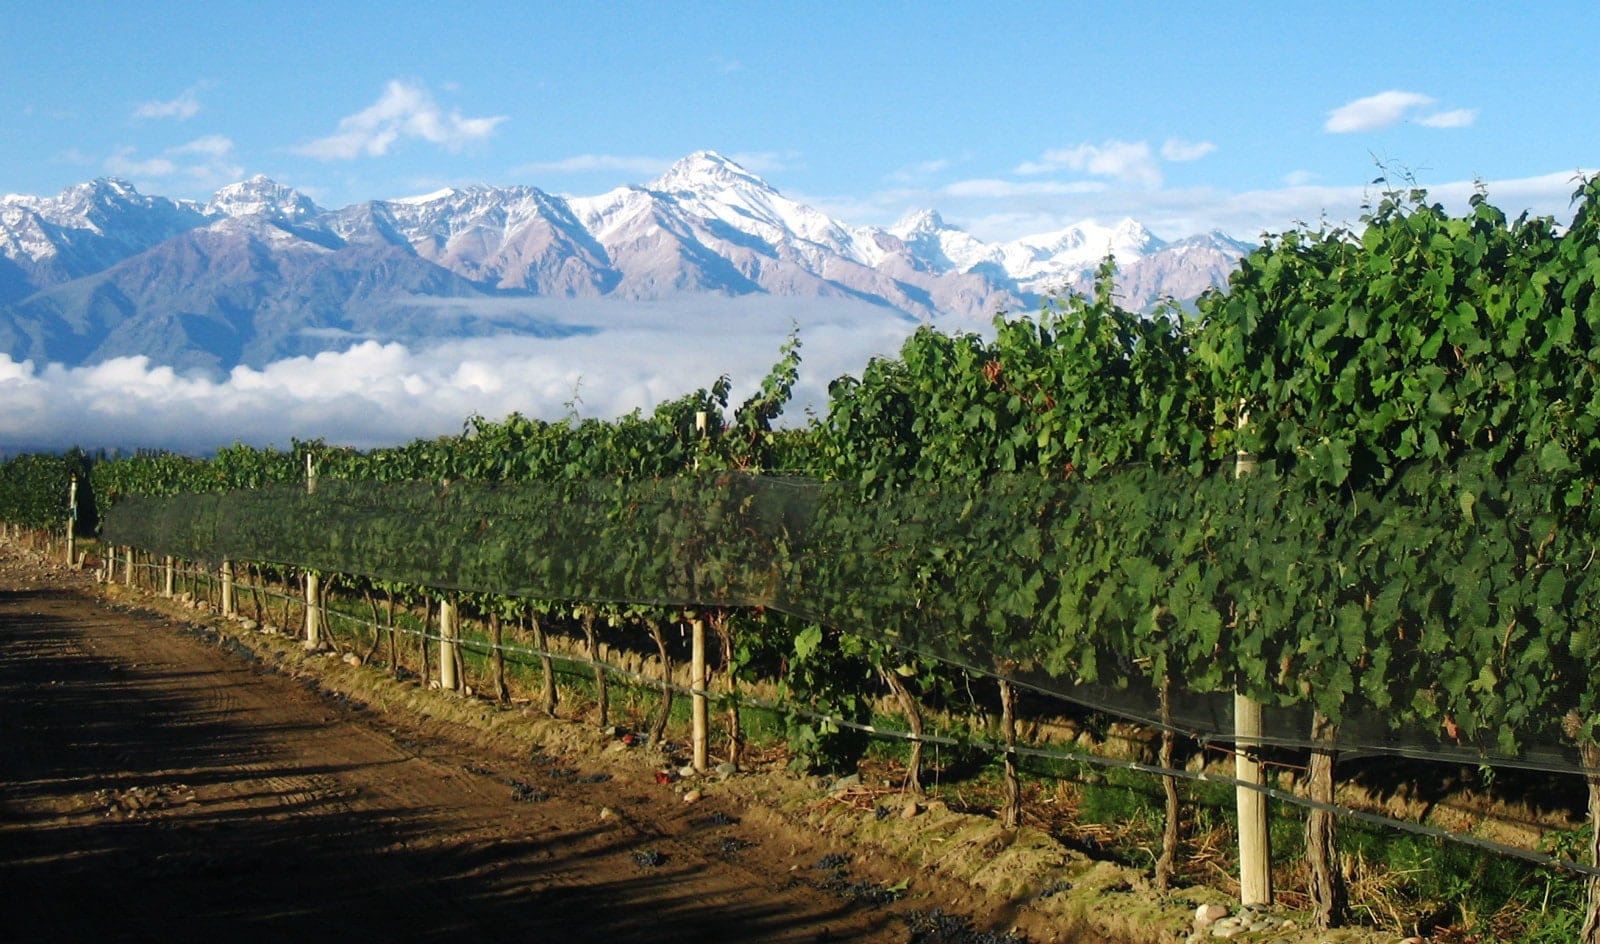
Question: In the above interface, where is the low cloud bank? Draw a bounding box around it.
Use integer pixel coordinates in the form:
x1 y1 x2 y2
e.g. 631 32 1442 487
0 299 924 456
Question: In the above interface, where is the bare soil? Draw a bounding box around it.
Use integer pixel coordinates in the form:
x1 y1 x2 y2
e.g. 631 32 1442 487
0 543 1402 944
0 544 1057 943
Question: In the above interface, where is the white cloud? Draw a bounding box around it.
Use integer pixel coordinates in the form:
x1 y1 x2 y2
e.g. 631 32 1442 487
1325 90 1475 133
1161 138 1216 162
2 166 1591 455
0 299 918 454
1326 91 1434 132
1015 141 1162 187
840 162 1591 244
102 137 243 189
172 134 235 158
132 85 205 121
294 80 507 161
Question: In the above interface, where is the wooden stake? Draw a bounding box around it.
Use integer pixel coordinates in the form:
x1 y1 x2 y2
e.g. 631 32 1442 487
221 559 235 618
1234 408 1272 906
1235 692 1271 906
439 596 458 692
691 616 708 772
304 571 321 647
65 476 76 567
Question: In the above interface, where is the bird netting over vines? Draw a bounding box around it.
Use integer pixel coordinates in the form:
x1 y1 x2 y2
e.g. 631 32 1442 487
102 456 1600 776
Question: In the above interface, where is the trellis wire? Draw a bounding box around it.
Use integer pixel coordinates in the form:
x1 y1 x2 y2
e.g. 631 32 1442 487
129 555 1600 882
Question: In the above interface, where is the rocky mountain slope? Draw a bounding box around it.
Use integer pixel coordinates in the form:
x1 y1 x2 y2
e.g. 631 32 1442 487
0 153 1253 372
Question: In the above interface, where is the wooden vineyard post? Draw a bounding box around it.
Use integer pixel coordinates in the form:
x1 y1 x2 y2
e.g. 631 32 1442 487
1234 409 1272 907
301 455 322 649
123 548 133 587
221 559 235 618
691 616 708 773
439 596 459 693
65 476 77 567
304 571 321 648
1234 692 1271 905
690 411 711 773
163 555 175 598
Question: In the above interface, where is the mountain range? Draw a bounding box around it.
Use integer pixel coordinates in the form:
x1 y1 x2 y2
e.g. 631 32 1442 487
0 151 1254 374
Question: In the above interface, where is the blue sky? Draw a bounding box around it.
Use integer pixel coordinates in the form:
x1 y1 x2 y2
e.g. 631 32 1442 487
2 2 1599 452
5 2 1595 240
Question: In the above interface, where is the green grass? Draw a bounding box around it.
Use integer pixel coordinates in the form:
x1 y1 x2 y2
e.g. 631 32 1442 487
1336 815 1590 939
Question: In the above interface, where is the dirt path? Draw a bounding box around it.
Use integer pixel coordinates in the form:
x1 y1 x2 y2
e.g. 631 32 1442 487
0 546 1040 944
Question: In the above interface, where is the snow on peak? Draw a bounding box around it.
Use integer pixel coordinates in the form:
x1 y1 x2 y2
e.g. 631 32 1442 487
207 176 321 222
71 177 140 199
883 209 996 271
889 208 948 238
36 177 200 233
1014 218 1160 260
1112 217 1159 249
56 178 143 217
648 150 773 195
631 150 891 266
392 186 461 206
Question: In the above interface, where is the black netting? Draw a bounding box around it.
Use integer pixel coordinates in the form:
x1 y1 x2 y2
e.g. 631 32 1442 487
102 460 1600 775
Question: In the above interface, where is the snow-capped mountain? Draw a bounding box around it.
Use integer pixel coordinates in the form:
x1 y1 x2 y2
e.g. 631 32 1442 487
0 178 209 302
888 207 1247 300
205 175 323 223
0 151 1253 372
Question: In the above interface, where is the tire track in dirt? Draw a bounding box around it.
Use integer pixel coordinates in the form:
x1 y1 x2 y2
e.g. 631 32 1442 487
0 549 967 944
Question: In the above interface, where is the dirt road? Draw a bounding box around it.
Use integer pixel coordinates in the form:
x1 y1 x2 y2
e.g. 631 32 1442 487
0 546 1038 943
